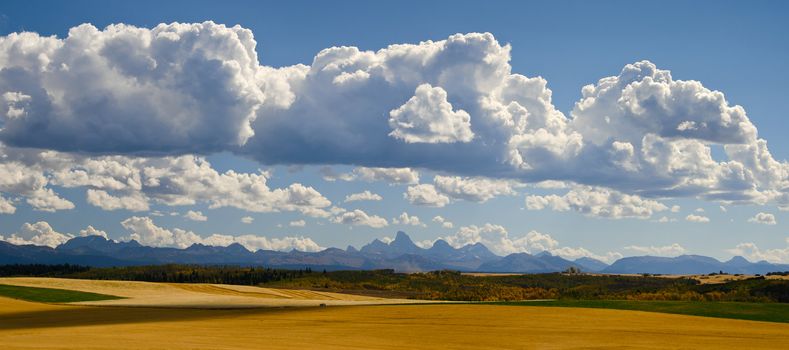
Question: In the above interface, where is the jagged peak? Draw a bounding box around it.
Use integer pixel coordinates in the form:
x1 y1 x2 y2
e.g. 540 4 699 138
393 231 412 243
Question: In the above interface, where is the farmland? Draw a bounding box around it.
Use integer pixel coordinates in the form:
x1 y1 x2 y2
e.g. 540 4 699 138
1 277 789 349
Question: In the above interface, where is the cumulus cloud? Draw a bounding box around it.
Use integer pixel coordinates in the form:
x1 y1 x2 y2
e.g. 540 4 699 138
87 189 150 211
685 214 710 223
1 221 73 247
330 209 388 228
748 212 776 225
432 175 517 202
48 154 331 216
388 84 474 143
392 212 426 227
119 216 321 251
624 243 686 257
432 215 454 229
726 238 789 264
0 22 264 154
525 186 668 219
240 216 254 224
344 190 383 202
1 25 788 223
0 194 15 214
183 210 208 222
404 184 451 207
79 225 109 239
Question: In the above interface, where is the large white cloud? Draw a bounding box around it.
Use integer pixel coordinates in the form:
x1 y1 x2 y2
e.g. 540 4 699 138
0 22 264 154
0 152 74 213
1 221 73 247
1 24 788 222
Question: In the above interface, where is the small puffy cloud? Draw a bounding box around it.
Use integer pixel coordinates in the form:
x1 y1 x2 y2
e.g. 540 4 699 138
240 216 254 224
79 225 108 239
695 208 705 213
624 243 686 257
353 167 420 185
432 215 454 229
671 205 681 213
0 195 15 214
656 216 677 223
289 219 306 227
330 209 388 228
526 186 668 219
1 221 73 247
685 214 710 223
392 212 426 227
183 210 208 222
433 175 517 202
726 238 789 264
388 84 474 144
748 212 776 225
404 184 451 207
344 190 383 202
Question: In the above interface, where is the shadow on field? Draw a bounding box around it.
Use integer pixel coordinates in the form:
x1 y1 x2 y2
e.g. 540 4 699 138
0 305 319 330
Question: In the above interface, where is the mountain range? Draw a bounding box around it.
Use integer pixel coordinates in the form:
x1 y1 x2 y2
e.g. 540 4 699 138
1 231 788 275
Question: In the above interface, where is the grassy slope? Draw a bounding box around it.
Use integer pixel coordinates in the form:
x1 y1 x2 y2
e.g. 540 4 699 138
0 284 123 303
496 300 789 323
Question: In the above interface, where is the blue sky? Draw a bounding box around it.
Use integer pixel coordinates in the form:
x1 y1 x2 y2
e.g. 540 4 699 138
0 0 788 263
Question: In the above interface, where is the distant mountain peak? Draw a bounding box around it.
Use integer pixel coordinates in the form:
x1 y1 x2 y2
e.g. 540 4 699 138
726 255 750 266
430 239 451 249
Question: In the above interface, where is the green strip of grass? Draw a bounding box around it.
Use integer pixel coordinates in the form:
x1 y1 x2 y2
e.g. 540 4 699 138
492 300 789 323
0 284 123 303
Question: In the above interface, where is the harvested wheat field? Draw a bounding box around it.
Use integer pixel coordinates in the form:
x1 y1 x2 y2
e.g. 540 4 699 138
0 277 428 308
1 278 789 349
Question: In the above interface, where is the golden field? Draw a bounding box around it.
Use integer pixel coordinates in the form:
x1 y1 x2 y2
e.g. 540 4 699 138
1 278 789 349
